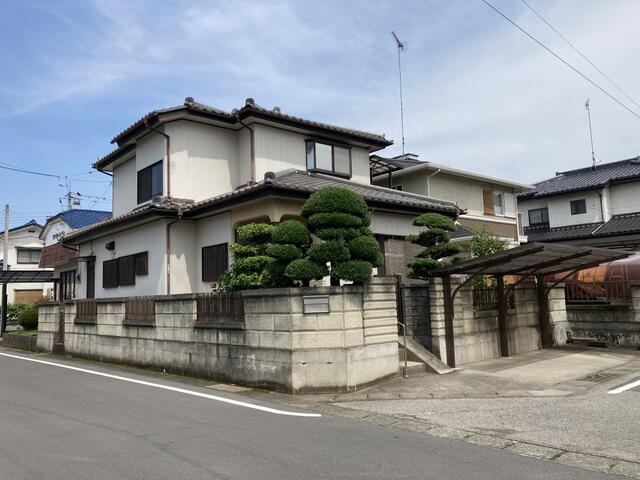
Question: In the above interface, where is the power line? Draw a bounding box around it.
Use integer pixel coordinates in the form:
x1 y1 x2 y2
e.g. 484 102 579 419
0 163 61 179
520 0 640 111
480 0 640 121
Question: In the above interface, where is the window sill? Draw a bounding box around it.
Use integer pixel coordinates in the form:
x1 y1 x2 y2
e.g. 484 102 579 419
307 169 352 180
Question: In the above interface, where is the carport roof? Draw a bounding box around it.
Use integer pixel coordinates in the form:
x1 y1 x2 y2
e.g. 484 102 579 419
0 270 54 283
435 242 631 277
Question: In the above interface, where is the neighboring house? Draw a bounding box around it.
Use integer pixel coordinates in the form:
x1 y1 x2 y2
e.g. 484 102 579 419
39 209 112 300
370 153 532 244
0 220 47 304
518 157 640 249
60 97 462 299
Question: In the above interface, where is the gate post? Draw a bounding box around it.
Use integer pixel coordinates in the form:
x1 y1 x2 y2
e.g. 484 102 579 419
442 275 456 368
496 275 510 357
536 274 553 348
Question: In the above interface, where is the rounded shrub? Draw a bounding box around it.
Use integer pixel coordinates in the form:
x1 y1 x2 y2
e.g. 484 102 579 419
407 257 441 278
308 239 350 264
413 213 455 231
331 260 372 284
285 259 328 283
271 220 311 247
301 187 368 219
230 244 262 258
408 228 449 247
237 223 274 245
266 243 302 262
349 235 381 264
315 227 362 242
17 304 38 331
423 242 463 260
308 212 362 230
232 256 274 273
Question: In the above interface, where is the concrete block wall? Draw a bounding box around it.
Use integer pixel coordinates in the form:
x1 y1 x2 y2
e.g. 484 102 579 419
566 283 640 347
37 278 399 393
425 277 562 366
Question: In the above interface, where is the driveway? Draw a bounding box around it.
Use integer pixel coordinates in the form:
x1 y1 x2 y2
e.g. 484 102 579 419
321 347 640 478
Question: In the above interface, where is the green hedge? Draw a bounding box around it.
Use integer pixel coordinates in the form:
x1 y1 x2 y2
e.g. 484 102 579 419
17 304 38 331
285 259 328 283
271 220 311 247
237 223 274 244
331 260 372 284
413 213 455 231
266 243 302 262
308 240 350 264
349 235 381 265
308 212 363 230
301 187 368 219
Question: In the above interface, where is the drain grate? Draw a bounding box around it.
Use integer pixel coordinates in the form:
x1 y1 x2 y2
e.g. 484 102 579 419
580 372 618 383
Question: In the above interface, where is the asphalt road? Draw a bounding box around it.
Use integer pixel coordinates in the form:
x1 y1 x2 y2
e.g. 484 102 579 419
0 349 624 480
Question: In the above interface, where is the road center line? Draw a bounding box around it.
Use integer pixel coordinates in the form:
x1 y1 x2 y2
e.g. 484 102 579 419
0 352 321 418
607 377 640 394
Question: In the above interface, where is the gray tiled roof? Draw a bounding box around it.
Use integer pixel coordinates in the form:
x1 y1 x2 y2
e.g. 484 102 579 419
63 171 460 243
110 97 391 147
519 157 640 200
524 223 603 242
596 212 640 235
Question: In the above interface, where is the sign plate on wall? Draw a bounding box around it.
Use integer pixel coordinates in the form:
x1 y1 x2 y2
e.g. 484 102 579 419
303 295 330 314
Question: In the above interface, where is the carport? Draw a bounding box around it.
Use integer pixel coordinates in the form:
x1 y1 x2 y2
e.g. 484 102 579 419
0 270 54 334
434 243 630 368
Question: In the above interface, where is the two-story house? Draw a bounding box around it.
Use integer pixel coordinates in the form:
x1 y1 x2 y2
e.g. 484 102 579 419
61 98 461 299
38 209 112 300
370 153 532 244
0 219 47 304
518 157 640 249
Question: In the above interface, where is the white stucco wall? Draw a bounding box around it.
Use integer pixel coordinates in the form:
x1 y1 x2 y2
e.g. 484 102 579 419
370 211 422 237
78 221 167 298
167 121 238 202
609 182 640 216
0 225 48 303
520 191 603 228
112 158 137 217
168 220 197 294
41 218 70 246
195 212 233 293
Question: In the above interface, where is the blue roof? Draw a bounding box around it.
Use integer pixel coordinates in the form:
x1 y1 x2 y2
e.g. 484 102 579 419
48 209 112 229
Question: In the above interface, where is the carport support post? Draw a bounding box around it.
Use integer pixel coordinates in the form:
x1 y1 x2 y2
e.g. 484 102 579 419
495 275 510 357
0 283 6 336
441 275 456 368
536 274 553 348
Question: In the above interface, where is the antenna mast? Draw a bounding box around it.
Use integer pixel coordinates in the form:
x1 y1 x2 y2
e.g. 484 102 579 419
585 98 597 169
391 31 407 160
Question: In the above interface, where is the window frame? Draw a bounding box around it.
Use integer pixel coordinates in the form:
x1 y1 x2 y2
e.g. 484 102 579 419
528 207 549 226
59 269 77 301
305 140 352 179
137 160 163 204
570 199 587 215
16 248 41 264
493 192 505 216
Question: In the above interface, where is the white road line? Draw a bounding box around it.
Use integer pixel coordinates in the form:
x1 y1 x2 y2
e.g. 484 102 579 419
607 377 640 395
0 352 321 418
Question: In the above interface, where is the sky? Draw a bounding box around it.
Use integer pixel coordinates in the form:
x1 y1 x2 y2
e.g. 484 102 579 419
1 0 639 228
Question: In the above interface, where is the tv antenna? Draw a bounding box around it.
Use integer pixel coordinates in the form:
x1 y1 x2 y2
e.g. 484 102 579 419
585 98 598 169
391 31 407 160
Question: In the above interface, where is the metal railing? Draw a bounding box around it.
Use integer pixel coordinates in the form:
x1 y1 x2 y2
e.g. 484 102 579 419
195 292 244 327
565 281 631 305
472 285 516 311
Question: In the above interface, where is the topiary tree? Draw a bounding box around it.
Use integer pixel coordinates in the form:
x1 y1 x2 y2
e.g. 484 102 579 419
218 223 274 291
264 220 311 287
289 187 382 285
407 213 462 279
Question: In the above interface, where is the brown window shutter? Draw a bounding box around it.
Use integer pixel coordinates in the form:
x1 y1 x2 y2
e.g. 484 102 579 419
483 189 495 215
118 255 136 286
135 252 148 276
202 243 229 282
103 259 119 288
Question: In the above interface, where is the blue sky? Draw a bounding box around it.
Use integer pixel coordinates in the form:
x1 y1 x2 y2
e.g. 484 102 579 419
2 0 640 228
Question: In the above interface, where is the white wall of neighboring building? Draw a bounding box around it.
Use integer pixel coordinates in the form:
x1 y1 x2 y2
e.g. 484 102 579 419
609 182 640 216
370 211 422 237
0 225 47 304
520 190 604 228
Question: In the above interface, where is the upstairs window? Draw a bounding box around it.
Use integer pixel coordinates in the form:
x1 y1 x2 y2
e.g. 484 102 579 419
137 161 163 204
528 207 549 226
482 189 505 216
570 199 587 215
16 248 41 264
306 141 351 178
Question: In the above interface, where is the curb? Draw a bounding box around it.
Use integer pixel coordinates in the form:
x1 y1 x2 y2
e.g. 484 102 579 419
319 404 640 479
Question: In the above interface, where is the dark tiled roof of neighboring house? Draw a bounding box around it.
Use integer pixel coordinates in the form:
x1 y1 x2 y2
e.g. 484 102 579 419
524 223 603 242
99 98 392 169
518 157 640 200
0 219 41 236
596 212 640 236
62 171 461 243
449 224 474 240
49 209 112 229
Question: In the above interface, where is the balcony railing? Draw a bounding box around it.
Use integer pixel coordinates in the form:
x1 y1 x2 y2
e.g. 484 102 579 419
565 281 631 305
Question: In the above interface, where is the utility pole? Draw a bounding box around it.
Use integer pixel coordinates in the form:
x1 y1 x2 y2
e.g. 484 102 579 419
1 204 9 336
391 31 407 161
